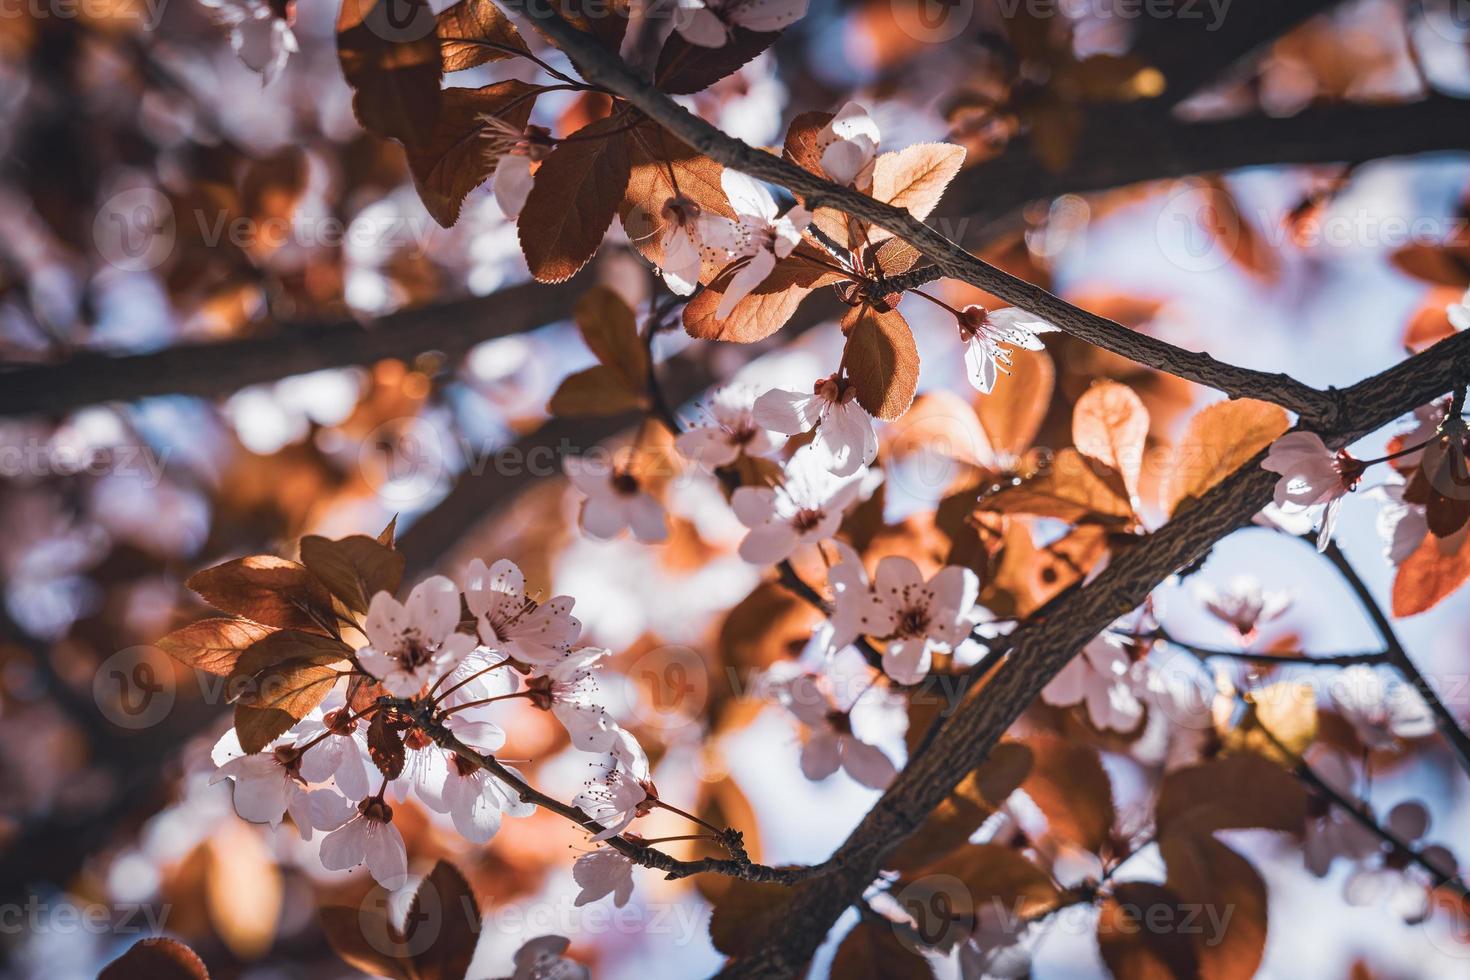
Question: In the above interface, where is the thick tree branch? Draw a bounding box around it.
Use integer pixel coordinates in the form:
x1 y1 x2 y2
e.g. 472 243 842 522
0 275 588 419
500 0 1348 423
716 328 1470 977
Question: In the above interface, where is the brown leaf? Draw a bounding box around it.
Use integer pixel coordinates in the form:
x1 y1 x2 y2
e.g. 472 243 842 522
1390 243 1470 287
300 534 406 614
973 346 1054 461
406 861 481 980
1022 733 1115 853
1160 835 1269 980
1155 752 1306 839
437 0 527 71
1096 883 1200 980
576 286 647 388
1165 400 1289 516
234 650 346 752
654 27 781 95
406 81 539 227
368 709 408 779
158 618 274 677
683 245 839 342
829 921 932 980
782 110 833 176
378 515 399 546
186 556 335 634
846 306 919 420
1392 531 1470 616
338 0 442 148
99 938 210 980
321 905 414 980
519 115 632 283
978 449 1133 524
871 143 967 223
548 365 648 417
707 879 792 956
1073 380 1148 499
232 630 354 685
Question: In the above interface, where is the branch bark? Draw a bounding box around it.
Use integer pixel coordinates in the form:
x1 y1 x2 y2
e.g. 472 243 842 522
716 327 1470 978
499 0 1346 422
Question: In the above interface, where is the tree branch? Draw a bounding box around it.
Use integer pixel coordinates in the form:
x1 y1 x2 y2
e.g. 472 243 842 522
715 328 1470 977
500 0 1346 422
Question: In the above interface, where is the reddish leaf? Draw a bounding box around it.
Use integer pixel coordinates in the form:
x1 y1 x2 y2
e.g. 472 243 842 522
829 920 932 979
406 81 539 227
234 650 346 752
406 861 481 980
1072 380 1148 499
1392 531 1470 616
575 286 646 388
99 938 209 980
683 248 838 342
887 743 1032 872
1155 752 1306 839
300 534 405 615
337 0 442 148
437 0 527 71
368 709 408 778
1097 883 1199 980
1021 733 1115 853
655 28 781 95
519 115 632 283
548 365 648 416
186 556 335 634
158 618 274 677
1164 400 1289 516
1159 835 1269 980
707 879 792 956
870 143 967 223
977 449 1134 524
845 305 920 420
321 906 413 980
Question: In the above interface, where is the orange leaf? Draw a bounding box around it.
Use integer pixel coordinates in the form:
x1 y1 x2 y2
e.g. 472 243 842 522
871 143 967 223
186 556 335 633
845 305 920 420
978 449 1133 524
1097 883 1199 980
299 533 405 614
1164 399 1289 516
683 248 836 342
1154 752 1306 839
1159 835 1269 980
406 861 481 980
1392 531 1470 616
1021 733 1115 853
519 115 632 283
974 346 1054 461
575 286 646 388
548 365 648 417
158 618 274 677
436 0 528 71
406 81 539 227
337 0 442 148
1072 380 1148 499
829 921 932 979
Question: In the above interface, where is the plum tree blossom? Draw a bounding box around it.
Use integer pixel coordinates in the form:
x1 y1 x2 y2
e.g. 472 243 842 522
654 194 718 295
673 0 809 49
1330 665 1435 749
1041 635 1144 733
319 797 408 888
296 693 373 801
1261 431 1366 550
753 375 877 477
730 446 864 563
675 384 781 469
525 646 622 754
769 670 897 788
700 171 812 320
437 754 536 844
482 119 552 219
826 546 981 684
572 847 636 907
815 103 880 189
201 0 298 83
212 735 353 839
573 731 655 840
1343 800 1458 922
1195 575 1294 640
1370 479 1430 563
511 935 590 980
562 455 668 543
356 576 478 697
464 557 582 667
957 305 1058 395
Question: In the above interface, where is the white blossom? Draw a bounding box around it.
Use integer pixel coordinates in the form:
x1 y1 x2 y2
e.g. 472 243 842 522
958 305 1058 395
356 576 477 697
770 670 897 788
730 446 863 564
319 798 409 888
1261 431 1364 551
563 456 668 543
700 170 812 320
753 376 876 477
675 384 781 469
526 646 622 755
1195 575 1293 640
815 102 880 189
573 730 653 841
826 545 981 684
572 847 636 907
465 557 582 667
1041 635 1143 733
673 0 808 48
211 737 353 840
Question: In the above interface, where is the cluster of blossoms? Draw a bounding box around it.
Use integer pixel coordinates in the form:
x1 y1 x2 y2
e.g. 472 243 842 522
211 558 655 895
